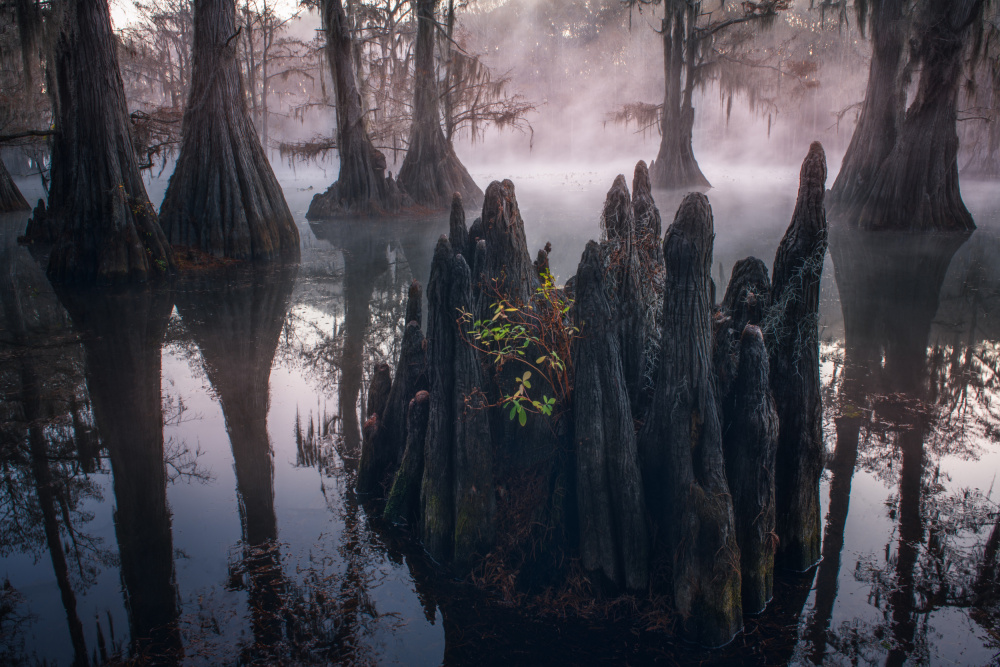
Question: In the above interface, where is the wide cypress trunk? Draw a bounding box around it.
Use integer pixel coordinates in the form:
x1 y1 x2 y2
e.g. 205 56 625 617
572 240 649 591
307 0 407 218
0 158 30 212
768 142 828 572
828 0 909 212
721 324 779 615
649 8 711 190
25 0 174 283
397 0 482 209
638 192 741 648
159 0 299 260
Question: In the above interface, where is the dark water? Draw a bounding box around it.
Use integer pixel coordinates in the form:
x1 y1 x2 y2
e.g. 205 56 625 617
2 161 999 665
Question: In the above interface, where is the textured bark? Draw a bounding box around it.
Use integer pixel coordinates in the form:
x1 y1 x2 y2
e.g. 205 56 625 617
768 142 828 572
572 240 649 591
384 390 431 526
649 9 711 190
159 0 299 260
357 361 393 495
307 0 407 217
716 257 771 403
834 0 981 231
638 192 741 647
358 281 427 497
397 0 481 209
448 193 469 256
0 158 29 212
829 0 909 212
476 179 537 316
58 285 182 662
25 0 174 282
421 236 494 567
632 160 662 239
722 325 779 615
599 169 662 419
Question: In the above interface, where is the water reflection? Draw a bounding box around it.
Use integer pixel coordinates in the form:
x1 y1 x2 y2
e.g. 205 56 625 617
59 283 182 665
174 264 296 662
804 228 1000 665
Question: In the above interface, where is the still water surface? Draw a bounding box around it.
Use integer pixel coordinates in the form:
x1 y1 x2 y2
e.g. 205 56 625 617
2 161 999 665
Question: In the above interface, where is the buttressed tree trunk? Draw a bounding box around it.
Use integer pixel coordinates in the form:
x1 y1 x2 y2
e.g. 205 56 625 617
159 0 299 260
307 0 407 217
649 7 711 190
0 159 30 212
397 0 482 209
572 240 649 591
638 192 741 648
768 141 828 572
829 0 909 212
26 0 174 283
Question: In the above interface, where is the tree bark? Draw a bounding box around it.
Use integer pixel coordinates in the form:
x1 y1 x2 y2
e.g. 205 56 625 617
768 141 828 572
307 0 408 217
397 0 482 210
638 192 742 648
159 0 299 261
722 324 779 615
829 0 909 212
572 240 649 591
25 0 174 283
649 8 711 190
421 236 494 567
384 390 431 526
0 158 30 212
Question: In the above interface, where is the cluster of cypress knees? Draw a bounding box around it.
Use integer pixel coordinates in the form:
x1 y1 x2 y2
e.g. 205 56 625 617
354 142 829 648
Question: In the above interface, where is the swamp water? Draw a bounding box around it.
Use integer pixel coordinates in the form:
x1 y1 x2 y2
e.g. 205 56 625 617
1 160 999 665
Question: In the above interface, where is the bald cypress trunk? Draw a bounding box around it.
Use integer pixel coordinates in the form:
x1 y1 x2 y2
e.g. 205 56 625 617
397 0 481 209
0 159 29 212
25 0 174 283
829 0 909 212
649 8 711 190
307 0 407 218
159 0 299 260
638 192 741 648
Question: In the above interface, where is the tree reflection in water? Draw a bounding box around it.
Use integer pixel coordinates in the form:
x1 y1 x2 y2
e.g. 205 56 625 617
804 229 1000 664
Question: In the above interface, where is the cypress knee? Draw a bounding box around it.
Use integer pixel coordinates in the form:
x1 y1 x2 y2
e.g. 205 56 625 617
638 192 742 648
357 362 393 495
572 241 649 590
722 324 779 615
768 141 828 571
0 159 29 212
385 391 431 526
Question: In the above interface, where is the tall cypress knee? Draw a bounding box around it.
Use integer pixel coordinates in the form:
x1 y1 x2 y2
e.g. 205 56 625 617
28 0 174 283
159 0 299 260
573 240 649 591
638 192 742 648
722 324 779 615
768 141 828 571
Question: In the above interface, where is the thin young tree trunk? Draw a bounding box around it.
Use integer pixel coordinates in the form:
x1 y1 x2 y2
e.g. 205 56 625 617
307 0 406 217
25 0 174 283
397 0 482 209
159 0 299 260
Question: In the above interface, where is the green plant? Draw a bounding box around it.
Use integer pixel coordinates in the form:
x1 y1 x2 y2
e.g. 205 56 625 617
459 269 577 426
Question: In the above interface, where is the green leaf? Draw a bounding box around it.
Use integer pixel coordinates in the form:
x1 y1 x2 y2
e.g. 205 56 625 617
536 356 546 364
509 405 517 420
518 409 527 427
